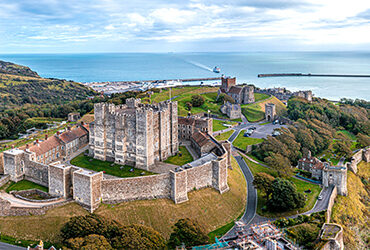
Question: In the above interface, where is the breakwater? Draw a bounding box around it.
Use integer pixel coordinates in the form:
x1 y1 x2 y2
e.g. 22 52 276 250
258 73 370 78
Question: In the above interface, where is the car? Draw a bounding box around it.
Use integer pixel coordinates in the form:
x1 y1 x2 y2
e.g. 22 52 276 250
318 195 323 200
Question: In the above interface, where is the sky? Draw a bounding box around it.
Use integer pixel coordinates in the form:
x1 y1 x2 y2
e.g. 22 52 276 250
0 0 370 53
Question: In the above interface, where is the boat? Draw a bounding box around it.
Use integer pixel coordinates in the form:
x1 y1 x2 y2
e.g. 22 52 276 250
213 66 221 73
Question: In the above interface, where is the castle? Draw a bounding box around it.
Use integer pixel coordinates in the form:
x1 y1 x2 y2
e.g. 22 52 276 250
218 76 255 104
178 115 212 140
89 99 178 170
265 103 276 122
255 87 312 102
220 102 241 119
2 99 230 213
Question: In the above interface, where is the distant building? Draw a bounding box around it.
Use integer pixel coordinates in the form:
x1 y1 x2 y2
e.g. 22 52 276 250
220 102 241 119
68 112 81 122
256 87 312 102
190 131 226 157
218 76 255 104
294 90 313 102
297 151 324 180
178 115 213 140
265 103 276 122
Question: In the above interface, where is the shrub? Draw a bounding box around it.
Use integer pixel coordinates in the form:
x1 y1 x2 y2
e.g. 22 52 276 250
111 224 165 249
168 218 208 248
191 95 205 107
67 234 112 250
60 214 121 241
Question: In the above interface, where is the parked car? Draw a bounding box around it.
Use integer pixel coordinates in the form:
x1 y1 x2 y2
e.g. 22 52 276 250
318 195 323 200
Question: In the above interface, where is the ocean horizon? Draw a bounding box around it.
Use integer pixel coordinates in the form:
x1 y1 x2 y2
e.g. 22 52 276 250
1 51 369 101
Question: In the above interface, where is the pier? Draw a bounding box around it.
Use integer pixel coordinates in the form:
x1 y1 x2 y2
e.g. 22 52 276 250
92 77 222 85
258 73 370 78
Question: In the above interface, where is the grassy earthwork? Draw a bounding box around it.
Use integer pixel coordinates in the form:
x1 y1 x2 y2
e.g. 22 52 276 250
232 133 264 150
70 153 155 178
215 130 234 141
242 156 321 218
164 146 193 166
241 96 286 122
5 180 48 193
0 156 246 244
213 119 237 132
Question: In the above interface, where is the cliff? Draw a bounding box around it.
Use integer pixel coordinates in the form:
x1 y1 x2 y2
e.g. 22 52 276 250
0 60 40 78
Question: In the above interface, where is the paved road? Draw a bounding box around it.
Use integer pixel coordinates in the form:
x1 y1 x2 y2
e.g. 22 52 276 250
0 242 25 249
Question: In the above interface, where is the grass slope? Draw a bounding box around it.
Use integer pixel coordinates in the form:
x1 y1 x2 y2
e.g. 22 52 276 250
232 133 264 149
242 96 286 122
70 153 155 178
213 120 237 132
215 130 234 141
164 146 193 166
5 180 48 193
0 156 246 243
331 161 369 249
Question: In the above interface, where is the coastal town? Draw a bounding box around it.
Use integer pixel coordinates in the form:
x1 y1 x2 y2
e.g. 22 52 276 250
0 64 368 249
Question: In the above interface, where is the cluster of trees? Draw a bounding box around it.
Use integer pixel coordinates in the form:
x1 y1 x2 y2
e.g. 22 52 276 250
61 214 166 249
191 95 205 107
339 98 370 109
253 97 369 174
0 97 105 139
253 173 305 212
61 214 208 249
288 97 369 136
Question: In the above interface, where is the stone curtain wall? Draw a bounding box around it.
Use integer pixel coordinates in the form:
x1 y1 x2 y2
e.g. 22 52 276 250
101 173 171 203
186 162 213 191
24 158 49 187
326 186 338 223
347 147 370 174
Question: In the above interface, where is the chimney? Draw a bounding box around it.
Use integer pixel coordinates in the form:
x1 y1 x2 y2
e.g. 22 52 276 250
36 139 39 145
80 121 84 126
11 145 14 149
56 131 60 136
67 126 71 131
45 134 48 140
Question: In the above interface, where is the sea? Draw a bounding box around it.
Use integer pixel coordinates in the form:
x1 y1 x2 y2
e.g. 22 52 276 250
0 52 369 101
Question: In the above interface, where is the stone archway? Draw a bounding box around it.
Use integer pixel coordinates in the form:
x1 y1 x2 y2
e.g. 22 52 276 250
267 115 271 121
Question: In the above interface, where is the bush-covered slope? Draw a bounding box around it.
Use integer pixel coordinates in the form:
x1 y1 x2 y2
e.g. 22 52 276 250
0 60 39 77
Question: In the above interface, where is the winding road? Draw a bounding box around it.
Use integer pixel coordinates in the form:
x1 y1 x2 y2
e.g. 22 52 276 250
223 150 334 239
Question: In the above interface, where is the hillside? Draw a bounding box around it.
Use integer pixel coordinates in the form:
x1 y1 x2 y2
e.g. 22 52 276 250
0 61 95 108
242 96 286 122
0 60 99 140
0 60 39 77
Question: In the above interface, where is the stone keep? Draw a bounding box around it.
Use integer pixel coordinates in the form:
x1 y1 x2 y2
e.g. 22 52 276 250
265 103 276 122
3 149 25 182
89 99 178 170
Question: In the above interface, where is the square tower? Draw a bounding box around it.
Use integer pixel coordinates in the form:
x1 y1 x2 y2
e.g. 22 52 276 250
265 103 276 122
3 149 26 182
221 76 236 92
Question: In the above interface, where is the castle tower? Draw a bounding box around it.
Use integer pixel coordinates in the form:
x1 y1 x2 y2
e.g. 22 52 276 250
265 103 276 122
135 108 154 170
242 85 255 104
322 164 347 196
3 149 25 182
221 76 236 92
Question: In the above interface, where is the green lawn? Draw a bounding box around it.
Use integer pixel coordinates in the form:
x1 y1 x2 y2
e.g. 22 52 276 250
175 92 224 117
208 211 243 243
215 130 234 141
254 93 270 102
241 104 265 122
242 156 321 218
164 146 193 166
232 133 264 150
6 180 48 193
70 153 155 178
213 119 237 132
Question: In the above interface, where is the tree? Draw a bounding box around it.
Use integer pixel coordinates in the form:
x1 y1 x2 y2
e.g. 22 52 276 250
267 178 305 212
168 218 208 248
67 234 113 250
111 224 165 249
185 102 192 111
191 95 205 107
253 172 275 198
264 152 294 177
60 214 121 241
357 133 370 148
217 93 235 104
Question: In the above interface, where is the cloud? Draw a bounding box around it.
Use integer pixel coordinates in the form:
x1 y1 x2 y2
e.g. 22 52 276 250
0 0 369 52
